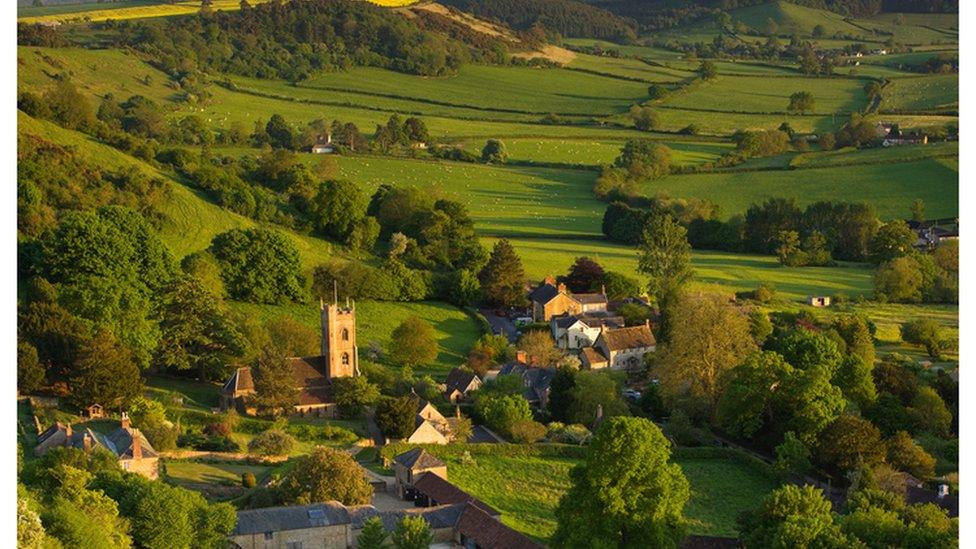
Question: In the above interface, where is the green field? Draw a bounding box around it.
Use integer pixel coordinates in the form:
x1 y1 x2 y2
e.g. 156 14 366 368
662 74 868 116
790 142 957 168
880 75 958 113
228 300 483 378
460 137 731 167
644 157 958 220
566 52 691 83
18 0 269 23
425 446 777 540
488 236 874 302
166 460 272 486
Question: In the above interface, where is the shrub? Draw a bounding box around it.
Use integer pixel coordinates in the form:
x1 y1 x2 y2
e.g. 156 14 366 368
242 472 256 488
247 429 296 456
204 422 232 437
509 420 547 443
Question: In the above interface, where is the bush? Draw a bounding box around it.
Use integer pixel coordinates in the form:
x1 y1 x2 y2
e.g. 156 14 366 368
177 432 240 452
900 319 944 359
247 429 296 456
242 472 257 488
204 422 232 437
509 420 547 443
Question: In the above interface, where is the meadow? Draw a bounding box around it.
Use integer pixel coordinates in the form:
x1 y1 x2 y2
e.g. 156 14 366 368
422 445 778 540
460 137 731 167
880 74 959 113
485 236 875 302
17 0 270 24
661 74 869 116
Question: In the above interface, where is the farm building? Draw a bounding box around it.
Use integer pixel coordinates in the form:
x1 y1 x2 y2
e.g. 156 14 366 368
808 296 832 307
529 276 608 321
311 133 335 154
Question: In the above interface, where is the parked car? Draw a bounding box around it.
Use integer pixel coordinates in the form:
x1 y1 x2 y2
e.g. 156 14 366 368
622 389 642 401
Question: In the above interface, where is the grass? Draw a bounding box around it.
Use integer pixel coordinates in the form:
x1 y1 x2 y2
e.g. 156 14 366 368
166 460 271 486
644 157 958 220
428 447 777 541
880 74 958 113
227 300 484 378
486 236 875 302
459 137 731 168
789 142 957 169
662 74 869 116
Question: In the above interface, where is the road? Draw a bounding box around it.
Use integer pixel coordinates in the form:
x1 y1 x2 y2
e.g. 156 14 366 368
480 309 519 343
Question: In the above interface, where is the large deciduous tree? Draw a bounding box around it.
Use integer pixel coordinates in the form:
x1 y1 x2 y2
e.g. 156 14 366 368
565 257 605 293
210 228 306 304
277 447 372 505
552 417 689 548
389 316 438 367
69 329 143 409
739 485 853 547
249 352 299 416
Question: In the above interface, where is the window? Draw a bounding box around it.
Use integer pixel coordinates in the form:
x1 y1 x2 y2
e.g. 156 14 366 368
341 328 349 341
341 352 350 365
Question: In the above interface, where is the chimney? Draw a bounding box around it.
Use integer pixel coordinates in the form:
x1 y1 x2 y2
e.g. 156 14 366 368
544 275 556 286
131 430 142 460
515 350 527 364
82 432 91 452
601 284 606 296
120 412 131 430
557 282 567 294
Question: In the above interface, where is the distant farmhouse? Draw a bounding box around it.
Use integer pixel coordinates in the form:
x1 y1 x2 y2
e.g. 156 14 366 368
221 298 359 417
310 133 335 154
529 276 608 321
34 413 159 479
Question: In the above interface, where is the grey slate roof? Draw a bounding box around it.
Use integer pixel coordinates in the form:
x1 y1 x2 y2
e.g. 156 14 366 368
412 472 499 516
232 501 353 536
528 283 559 305
497 363 555 403
393 447 445 470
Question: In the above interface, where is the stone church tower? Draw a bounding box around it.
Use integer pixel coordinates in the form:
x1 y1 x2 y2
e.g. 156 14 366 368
321 296 359 379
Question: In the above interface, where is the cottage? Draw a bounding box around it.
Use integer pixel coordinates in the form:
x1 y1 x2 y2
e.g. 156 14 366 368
581 322 656 371
402 399 455 445
443 367 482 403
528 276 608 321
82 403 104 419
808 296 831 308
221 299 359 417
34 413 159 479
310 133 335 154
496 362 556 408
392 448 448 499
551 313 625 350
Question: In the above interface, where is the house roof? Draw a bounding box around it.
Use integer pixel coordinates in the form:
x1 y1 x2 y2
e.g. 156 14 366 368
444 368 480 395
582 347 608 365
574 293 607 305
393 448 446 470
495 364 555 403
528 283 559 305
298 385 335 406
454 503 543 549
287 356 329 387
600 324 656 351
104 426 158 459
231 501 352 536
412 472 499 516
223 356 337 406
376 504 465 532
36 422 157 460
906 485 958 517
222 367 255 395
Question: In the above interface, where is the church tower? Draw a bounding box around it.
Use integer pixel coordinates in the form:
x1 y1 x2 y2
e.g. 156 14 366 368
321 294 359 379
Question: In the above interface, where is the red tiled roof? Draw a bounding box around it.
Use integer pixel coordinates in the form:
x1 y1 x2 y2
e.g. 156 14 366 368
454 503 543 549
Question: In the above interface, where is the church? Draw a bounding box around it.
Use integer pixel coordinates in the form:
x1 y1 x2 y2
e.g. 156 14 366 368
220 297 359 417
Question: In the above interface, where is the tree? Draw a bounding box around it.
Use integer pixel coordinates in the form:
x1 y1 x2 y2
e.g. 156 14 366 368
548 366 578 423
154 277 246 381
875 256 924 303
43 79 95 131
909 387 951 437
552 417 689 548
481 139 507 163
886 431 935 479
250 353 299 416
69 330 143 409
18 340 45 394
647 84 669 100
614 139 671 179
628 105 659 131
516 330 562 367
391 516 433 549
717 351 794 439
332 376 380 417
565 257 605 293
375 396 418 439
266 317 319 357
313 179 366 240
900 319 944 359
654 292 755 421
637 214 693 310
776 230 805 267
773 431 812 478
817 415 885 475
739 485 853 548
389 316 438 367
601 271 641 300
475 394 532 437
247 428 296 456
869 220 916 264
698 60 717 80
834 355 877 409
18 497 52 549
566 371 629 426
833 315 876 366
447 269 480 306
788 91 815 113
478 239 526 307
210 228 306 304
278 447 372 505
357 516 389 549
265 114 295 149
773 330 842 373
509 419 547 443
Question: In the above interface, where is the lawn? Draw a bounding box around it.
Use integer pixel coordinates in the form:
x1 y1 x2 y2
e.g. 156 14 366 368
644 157 958 220
485 236 875 302
424 446 777 541
228 300 484 379
166 460 272 486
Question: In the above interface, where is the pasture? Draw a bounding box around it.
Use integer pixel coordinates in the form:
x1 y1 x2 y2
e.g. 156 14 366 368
644 157 958 220
460 137 731 167
18 0 269 23
661 74 869 116
880 75 958 113
486 236 875 302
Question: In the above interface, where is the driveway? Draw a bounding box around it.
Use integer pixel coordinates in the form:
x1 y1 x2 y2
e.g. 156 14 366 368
480 309 519 343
